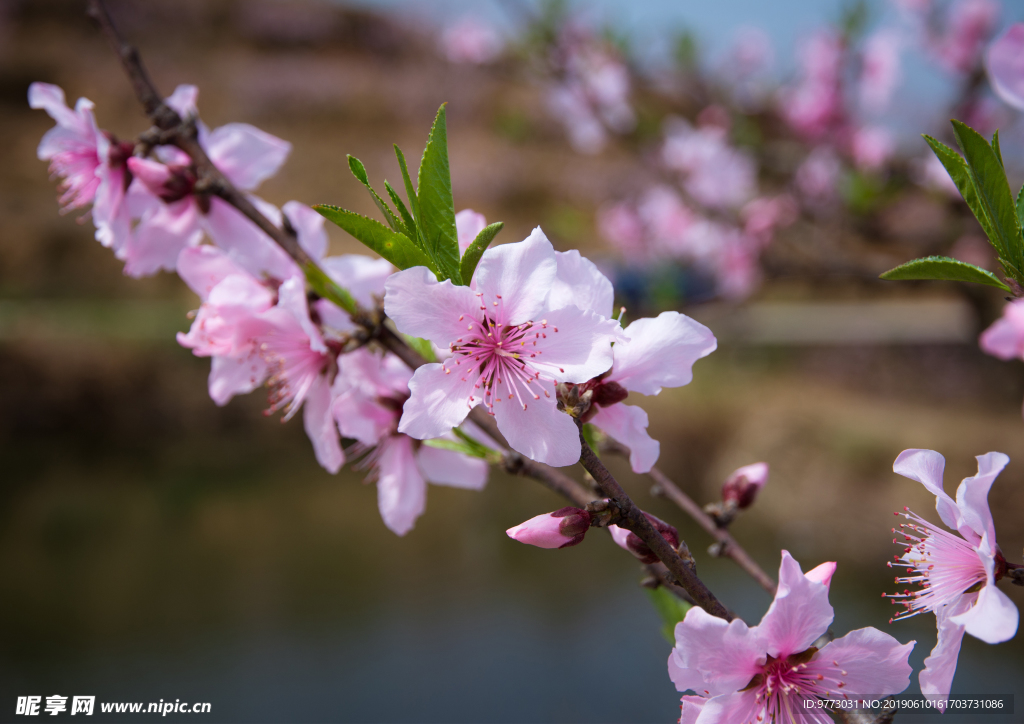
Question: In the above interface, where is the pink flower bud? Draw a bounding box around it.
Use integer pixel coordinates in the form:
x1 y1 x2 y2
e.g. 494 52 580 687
721 462 768 509
608 513 679 564
506 507 592 549
805 561 837 590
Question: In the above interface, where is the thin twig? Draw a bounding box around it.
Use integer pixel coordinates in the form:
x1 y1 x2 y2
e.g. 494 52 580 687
576 420 732 620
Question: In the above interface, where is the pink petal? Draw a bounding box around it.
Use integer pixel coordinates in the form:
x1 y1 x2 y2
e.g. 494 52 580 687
165 84 199 118
124 199 203 277
892 449 960 531
678 695 706 724
919 596 972 712
979 307 1024 359
608 524 633 551
954 451 1007 543
206 123 291 191
303 373 344 474
815 628 915 700
986 24 1024 111
398 363 479 440
804 561 836 590
416 444 489 489
28 83 82 131
506 509 586 548
126 156 174 196
177 246 251 301
755 551 833 658
320 254 394 309
276 276 326 353
526 305 619 383
376 435 427 536
207 274 275 313
671 607 766 696
384 266 481 348
208 352 268 406
455 208 487 254
492 382 582 467
589 403 660 473
951 580 1019 644
472 227 558 324
92 166 132 252
610 312 717 395
203 197 300 282
549 249 615 318
283 200 328 261
693 692 764 724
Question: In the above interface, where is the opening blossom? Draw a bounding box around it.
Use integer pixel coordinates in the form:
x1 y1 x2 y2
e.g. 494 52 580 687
888 449 1019 710
670 551 914 724
332 349 489 536
506 507 592 549
384 228 622 467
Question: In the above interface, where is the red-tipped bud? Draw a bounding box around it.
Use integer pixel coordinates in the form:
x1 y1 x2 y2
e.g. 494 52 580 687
721 462 769 509
506 507 592 549
805 561 837 590
608 512 679 564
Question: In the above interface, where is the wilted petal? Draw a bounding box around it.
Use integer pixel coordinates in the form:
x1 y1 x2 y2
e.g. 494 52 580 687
755 551 833 658
416 444 488 489
385 266 481 348
549 249 615 318
303 374 344 474
815 628 914 700
376 435 427 536
472 227 558 323
206 122 291 191
589 403 659 473
893 448 960 530
398 363 479 440
610 312 717 395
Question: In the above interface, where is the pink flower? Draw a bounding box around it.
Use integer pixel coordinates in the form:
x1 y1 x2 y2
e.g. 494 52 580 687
858 30 902 113
850 126 894 172
931 0 999 75
662 119 756 210
670 551 914 723
986 23 1024 111
597 202 645 258
888 449 1019 711
333 349 488 536
779 30 845 140
121 85 292 277
795 147 841 203
637 186 698 258
441 17 502 64
384 228 621 467
980 299 1024 363
507 507 592 549
721 462 768 509
547 83 609 154
548 252 717 472
455 208 487 255
29 82 135 252
741 195 797 245
608 512 679 563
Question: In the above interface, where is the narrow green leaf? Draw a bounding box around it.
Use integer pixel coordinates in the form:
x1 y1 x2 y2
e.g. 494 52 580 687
923 135 1000 254
385 180 417 241
402 334 437 363
416 104 463 284
313 205 436 273
460 221 503 282
879 255 1011 291
951 120 1023 277
394 144 425 252
1017 183 1024 231
645 587 692 644
993 130 1004 169
302 262 358 316
347 155 405 234
452 426 501 461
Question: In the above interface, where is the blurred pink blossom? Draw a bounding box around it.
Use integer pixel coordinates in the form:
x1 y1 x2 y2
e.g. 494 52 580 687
931 0 999 74
741 194 797 244
986 23 1024 111
455 208 487 254
980 299 1024 362
795 146 842 202
851 126 895 171
779 30 845 140
662 118 757 210
441 17 502 64
859 29 903 113
597 202 645 258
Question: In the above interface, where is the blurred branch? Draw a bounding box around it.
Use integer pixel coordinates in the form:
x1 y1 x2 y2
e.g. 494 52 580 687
602 438 777 595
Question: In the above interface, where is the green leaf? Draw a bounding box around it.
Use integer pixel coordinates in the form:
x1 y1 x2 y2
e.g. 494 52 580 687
924 135 998 245
394 144 425 251
416 104 463 284
993 130 1004 169
385 180 417 241
1017 183 1024 231
302 262 358 316
645 587 692 644
460 221 503 282
879 255 1011 292
347 155 405 235
402 334 437 363
313 205 436 273
581 422 603 454
951 120 1023 277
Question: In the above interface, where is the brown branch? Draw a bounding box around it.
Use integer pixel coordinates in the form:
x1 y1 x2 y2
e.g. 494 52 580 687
600 439 776 595
576 420 732 620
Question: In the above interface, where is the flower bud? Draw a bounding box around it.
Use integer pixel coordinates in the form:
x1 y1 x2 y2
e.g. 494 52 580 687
805 561 836 590
506 507 592 549
721 462 769 509
608 512 680 564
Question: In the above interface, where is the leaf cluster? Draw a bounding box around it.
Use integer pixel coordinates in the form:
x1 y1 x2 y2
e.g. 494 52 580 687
880 121 1024 294
314 104 503 286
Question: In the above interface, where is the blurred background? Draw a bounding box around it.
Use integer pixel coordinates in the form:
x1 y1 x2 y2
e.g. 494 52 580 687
2 0 1024 721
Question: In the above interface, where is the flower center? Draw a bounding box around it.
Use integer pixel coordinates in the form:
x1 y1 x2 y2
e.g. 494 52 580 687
884 507 987 623
740 648 855 722
444 293 559 414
